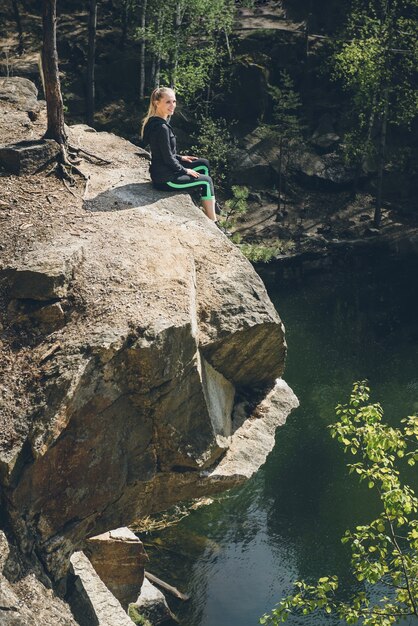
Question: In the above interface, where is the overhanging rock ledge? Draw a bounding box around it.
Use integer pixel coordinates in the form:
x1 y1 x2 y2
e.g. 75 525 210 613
0 80 298 589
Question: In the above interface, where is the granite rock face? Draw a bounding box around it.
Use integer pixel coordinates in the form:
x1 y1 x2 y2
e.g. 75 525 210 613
0 139 61 175
231 127 357 191
1 184 296 577
86 527 148 609
68 551 134 626
294 150 357 188
0 77 41 120
132 577 175 625
0 531 78 626
0 80 298 587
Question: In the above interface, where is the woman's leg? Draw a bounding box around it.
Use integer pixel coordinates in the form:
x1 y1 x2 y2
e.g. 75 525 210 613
188 161 217 217
201 198 216 221
185 160 222 215
165 173 217 221
178 157 210 177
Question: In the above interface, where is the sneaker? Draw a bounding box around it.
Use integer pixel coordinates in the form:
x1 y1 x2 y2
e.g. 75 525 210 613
215 201 223 216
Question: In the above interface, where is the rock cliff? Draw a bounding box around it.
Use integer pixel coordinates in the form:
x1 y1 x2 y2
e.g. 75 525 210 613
0 78 298 618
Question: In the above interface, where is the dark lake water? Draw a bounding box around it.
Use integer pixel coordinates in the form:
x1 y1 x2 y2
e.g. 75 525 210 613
142 251 418 626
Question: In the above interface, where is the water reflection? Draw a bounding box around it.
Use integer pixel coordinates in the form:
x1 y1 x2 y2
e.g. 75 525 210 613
141 253 418 626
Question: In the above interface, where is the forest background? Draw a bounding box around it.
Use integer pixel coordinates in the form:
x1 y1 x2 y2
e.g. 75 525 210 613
1 0 417 250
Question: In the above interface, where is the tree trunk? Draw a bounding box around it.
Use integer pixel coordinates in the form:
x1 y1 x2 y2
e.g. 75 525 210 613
352 91 377 200
304 5 313 127
153 55 161 87
224 28 232 61
151 7 163 88
42 0 67 145
86 0 97 127
120 0 129 48
374 89 389 228
170 1 183 88
276 136 283 213
374 0 391 227
283 149 291 216
139 0 147 100
204 32 220 115
11 0 24 55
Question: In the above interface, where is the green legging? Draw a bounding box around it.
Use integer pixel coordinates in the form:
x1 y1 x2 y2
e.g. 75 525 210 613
155 158 215 200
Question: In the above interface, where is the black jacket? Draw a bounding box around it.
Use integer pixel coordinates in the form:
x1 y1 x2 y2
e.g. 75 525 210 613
142 116 187 183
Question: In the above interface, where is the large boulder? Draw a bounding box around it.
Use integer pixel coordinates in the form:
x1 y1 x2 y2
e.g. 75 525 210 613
231 128 281 189
0 77 41 120
0 139 60 175
293 150 357 189
131 577 174 625
0 92 298 585
222 58 270 122
232 127 356 191
310 113 340 153
68 551 134 626
86 527 148 609
0 77 46 146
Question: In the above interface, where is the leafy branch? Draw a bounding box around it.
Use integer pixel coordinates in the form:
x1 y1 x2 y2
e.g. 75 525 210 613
261 381 418 626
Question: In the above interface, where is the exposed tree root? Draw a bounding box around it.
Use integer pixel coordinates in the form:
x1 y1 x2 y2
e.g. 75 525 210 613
68 144 112 165
62 177 77 198
40 143 98 200
82 175 91 200
45 159 86 197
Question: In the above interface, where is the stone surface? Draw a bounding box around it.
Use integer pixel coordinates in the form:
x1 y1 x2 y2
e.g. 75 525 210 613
224 60 270 122
68 551 134 626
231 129 280 189
133 578 175 625
211 378 298 480
0 139 60 175
7 300 65 333
0 77 41 119
0 531 78 626
294 151 357 188
310 113 340 152
232 124 353 192
86 527 148 609
0 83 297 587
6 242 84 300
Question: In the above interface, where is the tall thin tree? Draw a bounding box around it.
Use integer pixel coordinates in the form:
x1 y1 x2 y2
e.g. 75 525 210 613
11 0 24 55
139 0 148 99
86 0 97 127
41 0 67 146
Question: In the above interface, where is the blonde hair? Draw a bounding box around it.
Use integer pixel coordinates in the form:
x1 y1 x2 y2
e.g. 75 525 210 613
141 87 175 138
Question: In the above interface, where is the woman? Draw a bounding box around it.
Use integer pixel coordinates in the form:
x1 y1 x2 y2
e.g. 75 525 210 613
141 87 218 223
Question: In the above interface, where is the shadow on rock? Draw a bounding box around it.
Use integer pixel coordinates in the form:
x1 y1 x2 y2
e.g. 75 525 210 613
83 182 163 212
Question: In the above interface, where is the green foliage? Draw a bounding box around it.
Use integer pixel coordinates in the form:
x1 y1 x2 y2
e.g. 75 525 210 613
222 184 249 227
259 71 304 153
189 116 235 190
258 71 304 213
235 240 293 263
261 381 418 625
134 0 236 100
127 604 152 626
331 0 418 166
221 186 294 262
268 70 304 142
167 46 219 102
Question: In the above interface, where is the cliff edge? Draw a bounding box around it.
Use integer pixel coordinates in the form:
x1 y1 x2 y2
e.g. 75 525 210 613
0 78 298 616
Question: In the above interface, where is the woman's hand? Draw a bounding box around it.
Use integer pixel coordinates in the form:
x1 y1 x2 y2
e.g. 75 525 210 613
186 168 199 178
182 155 198 162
